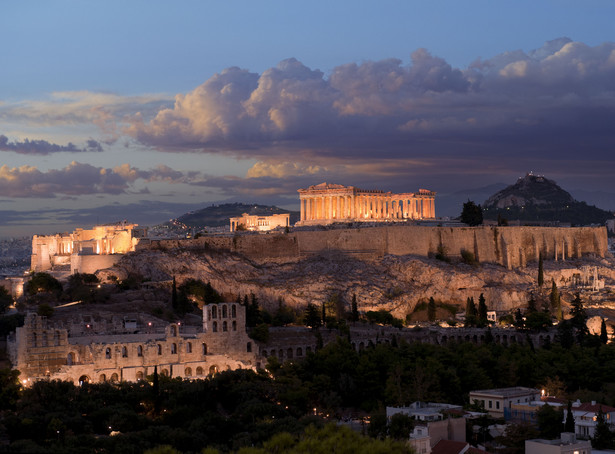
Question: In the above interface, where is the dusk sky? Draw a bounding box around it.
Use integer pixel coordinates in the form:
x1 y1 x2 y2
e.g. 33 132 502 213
2 1 615 237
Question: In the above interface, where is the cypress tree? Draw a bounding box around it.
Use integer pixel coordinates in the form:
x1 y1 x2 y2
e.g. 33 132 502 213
600 318 609 344
564 401 575 433
478 293 488 327
538 253 544 287
171 276 178 310
428 297 437 322
351 294 359 322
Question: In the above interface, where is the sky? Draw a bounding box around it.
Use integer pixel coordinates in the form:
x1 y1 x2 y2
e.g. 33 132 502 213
2 0 615 237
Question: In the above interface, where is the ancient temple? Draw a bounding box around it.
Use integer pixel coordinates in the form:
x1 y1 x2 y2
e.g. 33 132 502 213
297 182 435 225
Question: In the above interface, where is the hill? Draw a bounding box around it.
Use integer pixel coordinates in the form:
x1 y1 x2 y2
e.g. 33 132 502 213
169 203 300 228
482 174 612 225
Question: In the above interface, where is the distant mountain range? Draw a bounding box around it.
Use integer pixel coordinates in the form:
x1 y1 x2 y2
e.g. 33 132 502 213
164 203 300 229
482 173 613 225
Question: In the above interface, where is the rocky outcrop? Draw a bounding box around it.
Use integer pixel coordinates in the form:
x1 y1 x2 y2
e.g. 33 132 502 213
99 245 615 320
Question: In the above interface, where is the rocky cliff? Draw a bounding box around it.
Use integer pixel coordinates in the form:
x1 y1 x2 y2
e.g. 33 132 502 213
99 242 615 320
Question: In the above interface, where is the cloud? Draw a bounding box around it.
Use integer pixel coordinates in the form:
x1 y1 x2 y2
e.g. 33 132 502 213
0 161 201 198
0 134 103 155
126 39 615 168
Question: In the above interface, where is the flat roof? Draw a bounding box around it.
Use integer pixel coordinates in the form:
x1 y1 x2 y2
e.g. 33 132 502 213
470 387 540 398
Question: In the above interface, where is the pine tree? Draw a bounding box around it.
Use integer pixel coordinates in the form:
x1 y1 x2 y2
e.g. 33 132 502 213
527 294 537 313
304 303 321 328
428 297 437 322
570 293 589 343
538 253 544 287
600 318 609 344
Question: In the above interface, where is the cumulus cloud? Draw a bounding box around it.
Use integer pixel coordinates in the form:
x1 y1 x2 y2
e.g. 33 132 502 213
0 135 103 155
127 39 615 169
0 162 201 198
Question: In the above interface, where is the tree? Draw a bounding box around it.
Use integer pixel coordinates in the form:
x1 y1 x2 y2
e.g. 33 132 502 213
538 253 544 287
351 294 359 322
477 293 488 327
600 318 609 344
428 297 437 322
570 293 589 342
592 406 614 449
564 401 575 433
304 303 321 328
549 280 562 321
465 297 477 327
171 276 178 310
460 200 483 226
0 286 12 314
527 294 537 314
537 403 563 439
25 272 62 297
514 308 524 328
246 293 263 327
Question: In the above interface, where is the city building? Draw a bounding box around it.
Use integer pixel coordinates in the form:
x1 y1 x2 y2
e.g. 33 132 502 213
525 433 591 454
297 182 436 225
468 387 541 418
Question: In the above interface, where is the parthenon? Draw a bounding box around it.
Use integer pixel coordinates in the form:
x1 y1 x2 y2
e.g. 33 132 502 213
297 182 436 225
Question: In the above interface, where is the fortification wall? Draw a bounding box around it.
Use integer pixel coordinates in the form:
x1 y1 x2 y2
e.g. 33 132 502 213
71 254 124 274
138 226 608 268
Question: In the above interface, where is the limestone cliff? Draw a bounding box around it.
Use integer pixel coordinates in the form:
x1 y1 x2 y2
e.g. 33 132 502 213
99 245 615 320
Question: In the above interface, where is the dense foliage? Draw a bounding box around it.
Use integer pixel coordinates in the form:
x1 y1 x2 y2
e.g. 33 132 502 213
3 332 615 452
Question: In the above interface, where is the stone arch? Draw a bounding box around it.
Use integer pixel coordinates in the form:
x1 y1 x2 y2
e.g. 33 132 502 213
287 348 293 359
222 305 228 318
472 335 478 343
232 304 237 318
136 371 144 381
296 347 303 357
212 305 217 319
157 344 162 355
232 321 237 331
105 347 112 359
278 349 284 359
223 321 228 332
171 343 177 354
186 342 192 353
122 346 128 358
161 368 169 377
359 342 365 351
209 365 218 376
137 345 143 357
202 342 208 354
54 330 61 346
213 321 218 333
110 373 119 382
67 352 76 365
185 367 192 377
78 375 90 385
196 366 204 376
99 374 106 382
